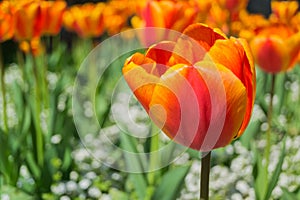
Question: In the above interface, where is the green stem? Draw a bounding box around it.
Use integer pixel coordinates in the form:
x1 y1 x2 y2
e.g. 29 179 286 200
0 45 8 132
265 74 276 174
147 123 160 185
30 49 44 168
200 151 211 200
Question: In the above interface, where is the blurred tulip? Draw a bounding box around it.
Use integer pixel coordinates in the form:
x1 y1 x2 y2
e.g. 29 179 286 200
193 0 212 23
19 36 44 56
219 0 248 13
270 0 299 24
250 25 300 73
0 1 14 42
235 10 269 40
134 0 197 32
63 3 105 38
205 2 229 34
40 0 66 35
13 0 43 41
103 0 136 35
206 0 249 36
122 23 255 151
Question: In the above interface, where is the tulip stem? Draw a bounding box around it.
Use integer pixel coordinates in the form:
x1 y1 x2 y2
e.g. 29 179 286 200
265 74 276 173
30 48 44 168
200 151 211 200
0 45 8 132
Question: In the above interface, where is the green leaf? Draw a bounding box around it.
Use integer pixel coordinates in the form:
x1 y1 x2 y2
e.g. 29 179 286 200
61 147 72 171
109 188 130 200
120 133 147 173
264 136 286 200
240 120 260 149
128 173 148 200
252 143 268 200
120 133 147 199
1 185 32 200
152 164 191 200
281 188 298 200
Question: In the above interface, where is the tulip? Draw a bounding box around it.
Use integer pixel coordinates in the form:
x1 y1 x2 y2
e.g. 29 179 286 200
250 25 300 73
19 36 44 56
122 23 256 151
103 0 136 36
270 1 299 24
216 0 248 14
0 1 14 42
40 1 66 35
132 0 198 46
13 0 43 41
134 0 197 32
63 3 105 38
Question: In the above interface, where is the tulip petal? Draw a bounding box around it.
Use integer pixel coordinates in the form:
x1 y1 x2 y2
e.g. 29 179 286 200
195 62 247 150
208 37 255 136
123 53 160 111
148 61 247 151
286 31 300 70
182 23 226 51
149 64 209 149
145 41 176 68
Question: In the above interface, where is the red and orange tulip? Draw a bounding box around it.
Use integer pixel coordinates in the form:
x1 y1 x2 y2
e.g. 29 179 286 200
63 3 105 38
40 0 66 35
13 0 43 41
133 0 198 32
216 0 248 14
0 1 14 42
103 0 136 36
122 23 256 151
19 36 44 56
250 25 300 73
270 1 299 24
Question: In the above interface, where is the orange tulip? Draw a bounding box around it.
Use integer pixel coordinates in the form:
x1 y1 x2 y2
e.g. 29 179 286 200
103 0 136 35
19 36 44 56
134 0 197 32
235 10 269 41
13 0 43 41
214 0 248 17
63 3 105 38
122 23 256 151
40 0 66 35
270 1 299 24
0 1 14 42
250 25 300 73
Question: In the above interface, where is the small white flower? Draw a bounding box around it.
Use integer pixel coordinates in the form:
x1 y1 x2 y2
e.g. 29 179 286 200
79 179 91 190
60 195 71 200
88 187 102 198
51 183 66 195
85 171 97 180
70 171 79 181
100 194 112 200
51 134 62 144
66 181 78 192
231 193 243 200
1 194 10 200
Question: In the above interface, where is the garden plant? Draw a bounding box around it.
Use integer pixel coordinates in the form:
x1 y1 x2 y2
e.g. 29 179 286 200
0 0 300 200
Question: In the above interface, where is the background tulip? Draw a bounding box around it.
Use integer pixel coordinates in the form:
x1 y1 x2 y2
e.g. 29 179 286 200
0 1 14 42
40 1 66 35
133 0 198 32
63 3 105 38
250 25 300 73
13 1 43 41
123 23 255 151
